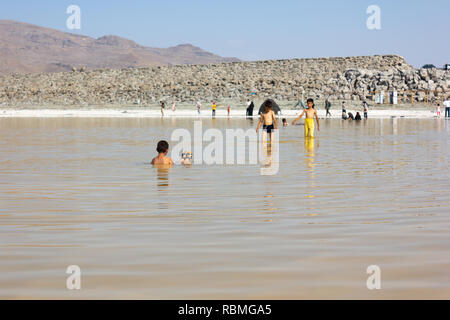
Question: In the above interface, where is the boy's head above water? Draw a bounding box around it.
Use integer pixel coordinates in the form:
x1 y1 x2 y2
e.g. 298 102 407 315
156 140 169 154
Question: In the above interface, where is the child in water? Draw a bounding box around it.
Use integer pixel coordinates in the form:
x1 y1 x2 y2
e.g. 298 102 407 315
292 98 320 138
151 140 174 166
282 118 289 127
256 100 278 141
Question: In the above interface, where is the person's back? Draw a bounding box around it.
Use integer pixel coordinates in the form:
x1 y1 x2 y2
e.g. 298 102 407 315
355 112 362 120
151 140 174 167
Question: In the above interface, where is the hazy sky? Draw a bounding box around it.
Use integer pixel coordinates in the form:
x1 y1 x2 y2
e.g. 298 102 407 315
1 0 449 67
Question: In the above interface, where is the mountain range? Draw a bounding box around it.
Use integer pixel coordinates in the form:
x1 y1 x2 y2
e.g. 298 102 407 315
0 20 239 75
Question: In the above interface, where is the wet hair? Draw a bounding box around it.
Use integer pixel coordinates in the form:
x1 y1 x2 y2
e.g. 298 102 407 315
156 140 169 153
264 100 273 109
282 118 287 122
307 98 315 108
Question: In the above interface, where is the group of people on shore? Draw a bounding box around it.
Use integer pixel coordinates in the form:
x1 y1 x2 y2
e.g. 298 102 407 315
341 100 369 121
436 97 450 118
160 100 234 117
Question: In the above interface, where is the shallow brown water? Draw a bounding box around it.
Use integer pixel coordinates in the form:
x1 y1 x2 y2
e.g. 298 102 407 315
0 117 449 299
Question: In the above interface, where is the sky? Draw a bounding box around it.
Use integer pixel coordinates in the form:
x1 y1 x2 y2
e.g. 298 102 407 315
1 0 449 67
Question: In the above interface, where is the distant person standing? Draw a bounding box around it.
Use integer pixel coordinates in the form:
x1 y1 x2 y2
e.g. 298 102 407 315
160 101 165 117
212 101 217 117
246 100 255 117
172 102 176 112
342 101 346 113
197 101 202 114
363 100 369 119
436 103 441 118
227 105 231 116
445 97 450 118
325 99 332 117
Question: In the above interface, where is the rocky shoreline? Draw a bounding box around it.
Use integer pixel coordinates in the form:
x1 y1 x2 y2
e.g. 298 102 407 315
0 55 448 107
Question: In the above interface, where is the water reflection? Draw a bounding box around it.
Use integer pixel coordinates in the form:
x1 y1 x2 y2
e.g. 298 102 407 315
260 132 279 176
156 166 170 209
304 138 317 200
262 191 277 216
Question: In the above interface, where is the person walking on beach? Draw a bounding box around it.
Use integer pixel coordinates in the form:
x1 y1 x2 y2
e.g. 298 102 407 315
445 97 450 118
172 102 176 112
325 99 332 117
246 100 255 117
160 101 165 117
256 100 278 142
227 105 231 116
363 100 369 119
292 98 320 138
212 101 216 117
293 96 306 109
197 101 202 114
436 103 442 118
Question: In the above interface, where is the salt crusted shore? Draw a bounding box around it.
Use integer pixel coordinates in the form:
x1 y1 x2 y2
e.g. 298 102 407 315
0 107 438 119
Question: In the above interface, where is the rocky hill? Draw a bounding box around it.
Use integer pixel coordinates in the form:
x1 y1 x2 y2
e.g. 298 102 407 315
0 20 239 75
0 55 448 107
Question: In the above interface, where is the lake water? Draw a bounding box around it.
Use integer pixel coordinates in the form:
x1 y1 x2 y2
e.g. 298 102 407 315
0 117 449 299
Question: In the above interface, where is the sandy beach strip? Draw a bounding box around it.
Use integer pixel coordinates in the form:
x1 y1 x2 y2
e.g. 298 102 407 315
0 108 439 118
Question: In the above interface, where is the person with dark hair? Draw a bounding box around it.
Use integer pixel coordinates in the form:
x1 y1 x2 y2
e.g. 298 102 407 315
292 98 320 138
282 118 289 127
246 99 255 117
347 112 355 120
212 101 217 117
256 100 278 142
445 97 450 118
363 100 369 119
151 140 173 166
160 101 165 117
342 109 348 120
325 99 332 117
355 112 362 120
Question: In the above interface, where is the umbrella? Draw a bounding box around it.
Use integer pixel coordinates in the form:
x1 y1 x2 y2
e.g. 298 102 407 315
258 99 281 115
